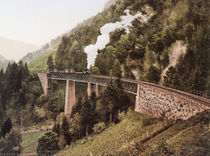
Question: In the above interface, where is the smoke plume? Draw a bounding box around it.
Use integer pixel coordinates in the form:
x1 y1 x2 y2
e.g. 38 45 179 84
84 9 149 68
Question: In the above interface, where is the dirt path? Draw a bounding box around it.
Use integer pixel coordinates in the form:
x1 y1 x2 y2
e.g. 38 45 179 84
21 125 53 134
21 153 37 156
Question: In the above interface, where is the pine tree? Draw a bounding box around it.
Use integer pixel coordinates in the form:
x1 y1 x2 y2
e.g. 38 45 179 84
80 96 96 136
37 131 59 156
0 118 12 138
71 97 82 116
70 112 83 140
110 59 121 77
61 117 71 145
47 55 54 71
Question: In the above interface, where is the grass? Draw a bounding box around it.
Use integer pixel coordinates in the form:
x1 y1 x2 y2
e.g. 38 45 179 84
57 110 209 156
22 130 49 154
57 111 171 155
28 49 57 73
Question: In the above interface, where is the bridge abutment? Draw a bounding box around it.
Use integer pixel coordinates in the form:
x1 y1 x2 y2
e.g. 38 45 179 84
134 83 209 120
87 83 99 97
65 79 76 116
38 73 53 95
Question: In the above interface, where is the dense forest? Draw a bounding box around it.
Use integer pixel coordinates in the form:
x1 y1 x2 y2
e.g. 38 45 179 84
38 0 209 154
0 61 65 154
55 0 208 93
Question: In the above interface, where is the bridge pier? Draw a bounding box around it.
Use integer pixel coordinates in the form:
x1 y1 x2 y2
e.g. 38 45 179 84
38 73 53 95
65 79 76 116
87 83 99 97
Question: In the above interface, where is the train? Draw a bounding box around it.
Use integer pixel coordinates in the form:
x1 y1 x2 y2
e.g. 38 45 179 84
47 68 90 75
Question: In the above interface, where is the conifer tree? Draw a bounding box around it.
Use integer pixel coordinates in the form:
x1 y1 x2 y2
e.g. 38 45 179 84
61 117 71 145
110 59 121 77
47 55 54 71
80 96 96 136
0 118 12 138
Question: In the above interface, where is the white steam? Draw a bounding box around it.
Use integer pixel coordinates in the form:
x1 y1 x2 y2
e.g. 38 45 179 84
85 9 149 68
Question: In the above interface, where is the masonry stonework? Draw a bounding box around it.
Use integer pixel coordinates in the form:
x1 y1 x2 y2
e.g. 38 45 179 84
135 83 209 120
37 73 53 95
87 83 99 97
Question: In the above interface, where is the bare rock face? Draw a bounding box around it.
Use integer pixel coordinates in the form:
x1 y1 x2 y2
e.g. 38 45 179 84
104 0 119 10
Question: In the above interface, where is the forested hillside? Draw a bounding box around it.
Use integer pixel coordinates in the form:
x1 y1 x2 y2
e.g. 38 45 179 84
0 61 66 153
0 0 209 155
55 0 209 93
0 62 42 127
28 49 57 72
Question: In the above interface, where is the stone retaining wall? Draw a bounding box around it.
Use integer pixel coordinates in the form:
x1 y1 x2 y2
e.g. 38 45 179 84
135 83 209 120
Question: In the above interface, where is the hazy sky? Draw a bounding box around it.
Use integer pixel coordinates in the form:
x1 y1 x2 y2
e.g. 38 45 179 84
0 0 109 46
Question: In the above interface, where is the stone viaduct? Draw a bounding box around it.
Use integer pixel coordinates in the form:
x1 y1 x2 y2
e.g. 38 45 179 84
38 72 210 120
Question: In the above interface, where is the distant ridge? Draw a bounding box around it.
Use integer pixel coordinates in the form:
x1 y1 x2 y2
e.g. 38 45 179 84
22 0 118 65
22 16 95 64
0 36 39 62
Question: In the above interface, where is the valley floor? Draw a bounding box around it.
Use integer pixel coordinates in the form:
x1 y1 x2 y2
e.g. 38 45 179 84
22 130 50 154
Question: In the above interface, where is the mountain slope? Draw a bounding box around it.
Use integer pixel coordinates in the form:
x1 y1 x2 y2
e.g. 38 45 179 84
28 49 57 72
21 43 53 64
57 110 209 155
0 36 39 62
21 16 95 65
54 0 208 93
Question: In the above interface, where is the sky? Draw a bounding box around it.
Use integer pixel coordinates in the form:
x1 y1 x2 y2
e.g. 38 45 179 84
0 0 109 46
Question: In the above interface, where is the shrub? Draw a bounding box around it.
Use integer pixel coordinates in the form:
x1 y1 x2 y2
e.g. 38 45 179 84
0 129 22 155
37 131 59 156
93 122 106 134
80 137 93 145
118 111 126 121
149 139 175 155
148 65 161 83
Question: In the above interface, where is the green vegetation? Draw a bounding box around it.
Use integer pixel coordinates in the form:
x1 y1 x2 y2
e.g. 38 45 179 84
57 110 209 155
0 61 63 137
22 130 49 154
37 131 59 156
28 49 56 72
0 129 22 155
47 55 54 71
36 79 133 152
54 0 208 93
55 37 87 71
